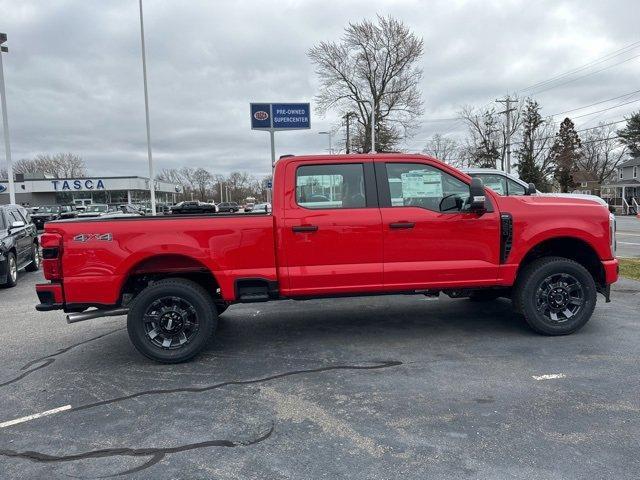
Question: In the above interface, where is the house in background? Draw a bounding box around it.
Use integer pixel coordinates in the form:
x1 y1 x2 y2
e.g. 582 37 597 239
601 157 640 214
571 170 601 196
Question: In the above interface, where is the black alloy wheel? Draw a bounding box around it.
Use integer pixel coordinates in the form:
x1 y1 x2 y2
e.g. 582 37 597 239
127 278 218 363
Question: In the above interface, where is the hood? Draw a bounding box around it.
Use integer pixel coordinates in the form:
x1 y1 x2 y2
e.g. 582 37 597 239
505 194 609 209
31 212 58 218
537 192 608 207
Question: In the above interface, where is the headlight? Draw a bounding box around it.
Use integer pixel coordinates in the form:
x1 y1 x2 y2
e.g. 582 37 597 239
609 213 616 256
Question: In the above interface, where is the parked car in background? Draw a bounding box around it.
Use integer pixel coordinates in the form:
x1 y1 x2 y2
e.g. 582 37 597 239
244 202 255 212
253 202 272 213
216 201 240 213
30 205 77 230
463 168 609 207
1 204 40 287
171 201 217 215
76 204 113 218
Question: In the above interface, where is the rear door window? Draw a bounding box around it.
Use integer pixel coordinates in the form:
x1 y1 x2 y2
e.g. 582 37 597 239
296 163 366 209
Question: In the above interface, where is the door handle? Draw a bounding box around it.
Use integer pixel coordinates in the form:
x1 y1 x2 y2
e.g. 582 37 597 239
389 222 415 229
292 225 318 233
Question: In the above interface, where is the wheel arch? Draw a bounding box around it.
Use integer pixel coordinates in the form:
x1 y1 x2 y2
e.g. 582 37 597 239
118 253 224 307
516 236 605 289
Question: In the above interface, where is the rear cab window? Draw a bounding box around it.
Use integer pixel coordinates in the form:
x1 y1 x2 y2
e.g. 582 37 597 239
296 163 367 209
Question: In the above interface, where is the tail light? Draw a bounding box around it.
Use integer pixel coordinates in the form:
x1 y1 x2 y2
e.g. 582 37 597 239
41 232 62 280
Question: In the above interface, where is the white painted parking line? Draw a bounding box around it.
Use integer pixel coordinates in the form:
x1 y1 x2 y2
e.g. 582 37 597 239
532 373 566 381
0 404 72 428
618 233 640 237
618 241 640 246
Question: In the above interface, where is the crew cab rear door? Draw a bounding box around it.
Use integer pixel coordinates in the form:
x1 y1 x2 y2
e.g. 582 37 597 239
377 159 501 289
279 159 383 296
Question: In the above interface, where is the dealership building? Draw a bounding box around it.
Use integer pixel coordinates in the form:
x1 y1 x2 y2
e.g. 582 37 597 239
0 173 181 206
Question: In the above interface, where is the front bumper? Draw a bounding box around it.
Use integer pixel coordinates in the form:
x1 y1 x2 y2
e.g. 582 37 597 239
602 258 619 286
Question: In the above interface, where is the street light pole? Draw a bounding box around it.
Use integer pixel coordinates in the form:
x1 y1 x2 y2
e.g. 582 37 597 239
138 0 156 215
0 33 15 205
319 131 332 154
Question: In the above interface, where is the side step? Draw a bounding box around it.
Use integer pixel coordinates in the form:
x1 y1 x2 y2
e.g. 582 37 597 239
236 278 278 303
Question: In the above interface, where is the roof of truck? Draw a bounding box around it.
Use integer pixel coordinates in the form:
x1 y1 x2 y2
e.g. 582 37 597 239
277 153 439 164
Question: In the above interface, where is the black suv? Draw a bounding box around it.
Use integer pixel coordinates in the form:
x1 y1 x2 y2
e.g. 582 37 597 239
30 205 77 230
1 204 40 287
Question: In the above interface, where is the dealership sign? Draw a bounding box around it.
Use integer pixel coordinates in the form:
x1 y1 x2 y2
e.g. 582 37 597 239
250 103 310 130
52 179 106 191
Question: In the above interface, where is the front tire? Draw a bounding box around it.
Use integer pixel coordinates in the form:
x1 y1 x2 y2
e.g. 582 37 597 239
514 257 597 335
2 252 18 287
127 278 218 363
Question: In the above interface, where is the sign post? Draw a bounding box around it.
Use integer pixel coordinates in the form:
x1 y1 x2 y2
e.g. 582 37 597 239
251 102 310 171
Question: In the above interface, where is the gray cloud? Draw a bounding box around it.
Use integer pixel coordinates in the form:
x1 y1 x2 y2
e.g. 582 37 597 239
0 0 638 176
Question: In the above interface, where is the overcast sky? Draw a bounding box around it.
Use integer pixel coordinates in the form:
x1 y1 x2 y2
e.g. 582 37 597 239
1 0 638 178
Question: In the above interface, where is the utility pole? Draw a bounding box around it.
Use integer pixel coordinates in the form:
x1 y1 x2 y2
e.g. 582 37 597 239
344 112 356 154
0 33 15 205
496 95 516 173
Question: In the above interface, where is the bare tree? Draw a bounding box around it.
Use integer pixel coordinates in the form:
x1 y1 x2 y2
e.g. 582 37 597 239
422 133 463 167
192 168 212 201
459 101 523 169
309 15 424 152
580 123 628 183
8 153 87 178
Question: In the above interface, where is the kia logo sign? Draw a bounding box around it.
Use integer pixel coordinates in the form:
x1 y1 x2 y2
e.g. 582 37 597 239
253 110 269 121
0 184 6 193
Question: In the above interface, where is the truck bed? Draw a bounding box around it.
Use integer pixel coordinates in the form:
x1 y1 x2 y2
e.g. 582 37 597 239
44 214 277 305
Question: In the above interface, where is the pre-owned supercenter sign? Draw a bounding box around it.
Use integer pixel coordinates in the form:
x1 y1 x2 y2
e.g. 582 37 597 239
250 103 310 130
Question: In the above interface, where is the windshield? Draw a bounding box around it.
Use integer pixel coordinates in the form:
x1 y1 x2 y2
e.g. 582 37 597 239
85 205 109 213
37 206 60 213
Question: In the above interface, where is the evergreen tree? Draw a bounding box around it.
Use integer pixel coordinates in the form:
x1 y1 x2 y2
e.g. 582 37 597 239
551 118 582 192
516 99 553 191
617 111 640 158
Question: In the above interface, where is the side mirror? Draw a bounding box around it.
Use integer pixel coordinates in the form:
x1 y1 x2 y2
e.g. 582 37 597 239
526 183 536 195
10 220 25 229
469 178 486 212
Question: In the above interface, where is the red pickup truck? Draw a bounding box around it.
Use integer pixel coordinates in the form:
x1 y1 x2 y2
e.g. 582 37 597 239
36 154 618 363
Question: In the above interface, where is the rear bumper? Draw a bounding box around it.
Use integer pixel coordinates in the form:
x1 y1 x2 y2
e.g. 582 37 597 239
602 258 619 285
35 282 64 311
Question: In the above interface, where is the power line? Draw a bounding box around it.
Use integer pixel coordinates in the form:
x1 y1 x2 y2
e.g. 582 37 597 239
548 88 640 117
570 97 640 120
519 40 640 93
526 53 640 95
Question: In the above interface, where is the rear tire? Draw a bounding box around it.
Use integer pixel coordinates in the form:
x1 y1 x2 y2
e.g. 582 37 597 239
127 278 218 363
514 256 596 335
25 243 41 272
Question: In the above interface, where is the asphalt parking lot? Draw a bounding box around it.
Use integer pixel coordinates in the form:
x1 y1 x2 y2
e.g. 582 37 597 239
1 270 639 479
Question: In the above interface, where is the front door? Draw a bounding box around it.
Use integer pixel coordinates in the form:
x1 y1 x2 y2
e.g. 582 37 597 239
280 160 383 296
7 207 30 264
378 160 501 289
